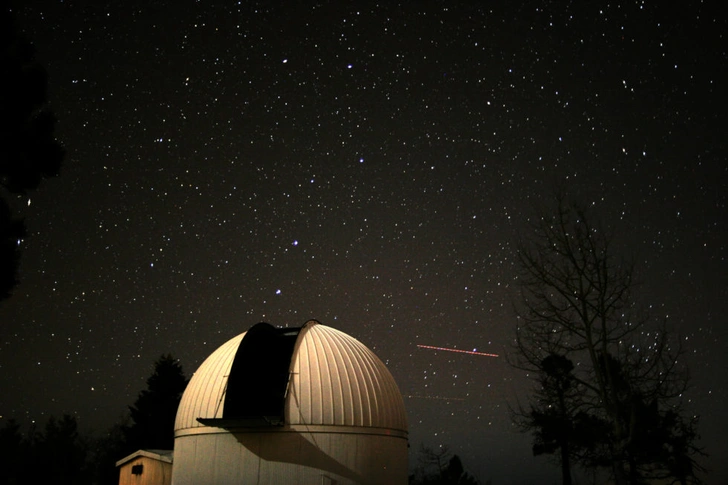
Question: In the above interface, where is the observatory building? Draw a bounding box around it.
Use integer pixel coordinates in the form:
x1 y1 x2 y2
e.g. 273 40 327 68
170 320 408 484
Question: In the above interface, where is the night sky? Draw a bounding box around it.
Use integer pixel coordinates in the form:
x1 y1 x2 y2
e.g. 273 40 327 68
2 1 726 483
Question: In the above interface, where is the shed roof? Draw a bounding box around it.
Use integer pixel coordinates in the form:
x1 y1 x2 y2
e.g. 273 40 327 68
115 449 173 467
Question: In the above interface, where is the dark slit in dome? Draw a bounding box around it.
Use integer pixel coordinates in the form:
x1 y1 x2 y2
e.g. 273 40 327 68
221 322 302 425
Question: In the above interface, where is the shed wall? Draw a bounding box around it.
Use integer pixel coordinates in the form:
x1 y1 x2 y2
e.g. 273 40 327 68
118 456 172 485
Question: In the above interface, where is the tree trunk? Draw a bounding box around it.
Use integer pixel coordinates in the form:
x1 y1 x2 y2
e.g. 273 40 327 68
560 441 572 485
612 458 628 485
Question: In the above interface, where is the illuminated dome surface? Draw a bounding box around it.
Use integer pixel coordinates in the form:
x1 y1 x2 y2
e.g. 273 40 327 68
175 320 407 435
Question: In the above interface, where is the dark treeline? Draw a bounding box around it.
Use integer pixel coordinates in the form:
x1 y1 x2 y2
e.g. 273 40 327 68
0 414 91 485
0 353 489 485
409 444 482 485
0 354 186 485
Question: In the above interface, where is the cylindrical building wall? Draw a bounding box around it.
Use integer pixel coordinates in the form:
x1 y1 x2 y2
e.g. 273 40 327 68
173 425 407 485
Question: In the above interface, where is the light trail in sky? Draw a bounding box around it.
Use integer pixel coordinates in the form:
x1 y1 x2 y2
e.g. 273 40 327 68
417 344 499 357
406 395 466 401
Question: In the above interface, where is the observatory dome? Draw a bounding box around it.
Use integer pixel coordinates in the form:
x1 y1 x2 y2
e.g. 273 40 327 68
172 320 408 485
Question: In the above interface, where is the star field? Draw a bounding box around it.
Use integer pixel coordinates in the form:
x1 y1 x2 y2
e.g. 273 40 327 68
1 1 726 483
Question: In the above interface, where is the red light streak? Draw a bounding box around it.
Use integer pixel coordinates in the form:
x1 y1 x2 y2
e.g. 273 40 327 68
407 395 466 401
417 344 499 357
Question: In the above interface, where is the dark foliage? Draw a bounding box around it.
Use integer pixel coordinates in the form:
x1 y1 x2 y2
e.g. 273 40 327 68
0 198 25 299
0 355 187 484
87 418 133 485
0 418 25 485
410 444 480 484
36 415 90 484
597 352 704 485
441 455 479 485
0 6 64 301
527 355 578 485
511 198 704 485
125 354 188 451
0 414 90 485
92 354 187 483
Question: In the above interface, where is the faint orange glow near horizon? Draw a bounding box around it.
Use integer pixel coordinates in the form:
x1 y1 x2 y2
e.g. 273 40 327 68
417 344 499 357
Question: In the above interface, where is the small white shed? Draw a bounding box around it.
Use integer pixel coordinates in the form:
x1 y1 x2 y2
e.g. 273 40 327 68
116 449 173 485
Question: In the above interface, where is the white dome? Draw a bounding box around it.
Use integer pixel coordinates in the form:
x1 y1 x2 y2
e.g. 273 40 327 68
174 320 407 435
